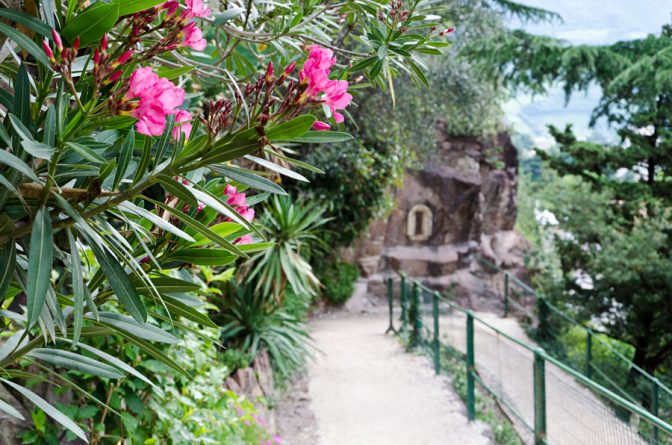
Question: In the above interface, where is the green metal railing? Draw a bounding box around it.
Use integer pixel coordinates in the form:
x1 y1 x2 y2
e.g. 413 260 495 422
478 257 672 427
385 273 672 445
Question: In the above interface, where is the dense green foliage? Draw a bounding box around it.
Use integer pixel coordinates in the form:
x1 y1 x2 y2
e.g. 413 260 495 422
243 196 329 300
0 0 451 442
486 24 672 377
216 282 313 382
315 260 360 306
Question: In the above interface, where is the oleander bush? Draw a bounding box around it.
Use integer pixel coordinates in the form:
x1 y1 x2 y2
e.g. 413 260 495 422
0 0 449 441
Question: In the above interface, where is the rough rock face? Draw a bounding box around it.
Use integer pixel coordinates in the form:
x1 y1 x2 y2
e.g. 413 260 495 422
345 122 529 310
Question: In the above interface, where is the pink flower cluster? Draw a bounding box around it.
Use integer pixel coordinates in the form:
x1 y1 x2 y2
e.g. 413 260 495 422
125 67 192 139
299 45 352 130
224 185 255 245
162 0 211 50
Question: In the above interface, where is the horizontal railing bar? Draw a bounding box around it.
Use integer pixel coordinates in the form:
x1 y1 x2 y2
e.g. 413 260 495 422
396 271 672 436
472 259 672 400
542 352 672 435
588 362 641 406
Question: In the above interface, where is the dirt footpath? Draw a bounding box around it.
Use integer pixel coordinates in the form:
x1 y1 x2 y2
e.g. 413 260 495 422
297 312 492 445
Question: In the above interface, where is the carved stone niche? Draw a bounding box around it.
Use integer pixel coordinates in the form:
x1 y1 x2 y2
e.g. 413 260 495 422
406 204 433 242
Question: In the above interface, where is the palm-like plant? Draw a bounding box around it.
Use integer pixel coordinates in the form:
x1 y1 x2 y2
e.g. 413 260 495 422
244 196 330 301
217 282 313 380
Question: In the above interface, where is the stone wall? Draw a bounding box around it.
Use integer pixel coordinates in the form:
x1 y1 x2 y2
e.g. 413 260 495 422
346 122 529 311
224 350 277 432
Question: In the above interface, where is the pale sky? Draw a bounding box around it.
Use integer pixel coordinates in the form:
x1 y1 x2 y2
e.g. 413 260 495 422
504 0 671 149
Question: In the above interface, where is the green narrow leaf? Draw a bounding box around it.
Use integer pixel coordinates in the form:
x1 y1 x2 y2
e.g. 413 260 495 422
0 150 39 181
0 9 51 36
148 199 246 257
88 243 147 323
96 312 178 344
21 141 55 160
156 175 197 206
13 65 31 126
62 3 120 47
154 114 174 164
163 295 217 328
66 142 105 163
164 248 236 266
75 342 164 395
209 164 287 195
156 65 195 80
43 105 57 146
130 274 199 294
266 115 316 141
26 207 53 328
0 378 87 442
245 155 309 182
286 131 354 144
0 24 51 68
8 113 34 143
0 237 15 303
67 228 85 344
133 136 152 184
188 186 256 233
0 398 24 420
264 149 324 174
109 331 190 377
112 130 134 189
117 201 195 242
27 348 124 379
111 0 164 16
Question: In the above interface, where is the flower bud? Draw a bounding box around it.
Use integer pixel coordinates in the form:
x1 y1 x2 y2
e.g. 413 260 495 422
72 36 80 53
93 48 101 66
115 50 134 66
312 121 330 131
42 39 55 62
51 29 63 52
265 61 274 84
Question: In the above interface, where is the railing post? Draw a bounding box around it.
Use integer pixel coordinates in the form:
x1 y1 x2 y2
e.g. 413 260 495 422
400 275 407 333
503 273 510 317
385 277 397 334
586 330 592 380
466 311 476 422
652 378 660 442
410 282 421 348
534 349 548 445
433 291 440 374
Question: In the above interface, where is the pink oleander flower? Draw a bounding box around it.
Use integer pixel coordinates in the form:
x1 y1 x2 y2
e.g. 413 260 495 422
235 235 253 245
323 79 352 123
172 110 193 141
227 191 247 207
300 45 352 124
126 67 186 136
224 185 255 223
312 121 330 131
182 22 207 50
238 206 255 222
300 46 336 96
185 0 211 18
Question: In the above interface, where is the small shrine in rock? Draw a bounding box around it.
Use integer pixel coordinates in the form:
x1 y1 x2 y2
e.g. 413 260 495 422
342 122 530 309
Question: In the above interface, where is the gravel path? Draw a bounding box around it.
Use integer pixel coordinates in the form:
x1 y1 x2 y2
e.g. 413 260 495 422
305 312 492 445
439 310 646 445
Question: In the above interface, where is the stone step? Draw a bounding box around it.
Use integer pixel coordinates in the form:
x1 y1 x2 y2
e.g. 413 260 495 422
383 242 476 276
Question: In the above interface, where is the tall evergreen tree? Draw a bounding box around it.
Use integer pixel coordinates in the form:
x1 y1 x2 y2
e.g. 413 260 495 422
467 24 672 376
